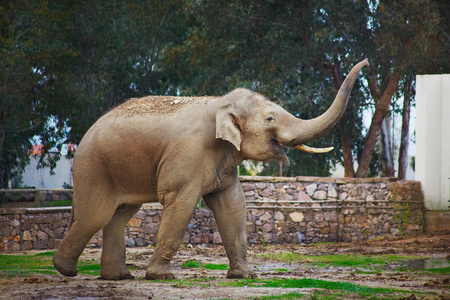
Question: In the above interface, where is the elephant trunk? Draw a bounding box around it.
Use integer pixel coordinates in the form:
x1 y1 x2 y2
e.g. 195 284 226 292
283 59 369 147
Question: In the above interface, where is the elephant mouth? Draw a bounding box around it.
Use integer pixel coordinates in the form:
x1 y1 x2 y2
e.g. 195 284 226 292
270 138 287 154
269 138 290 164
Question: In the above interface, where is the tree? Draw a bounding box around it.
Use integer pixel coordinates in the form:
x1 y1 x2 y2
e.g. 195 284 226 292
162 0 371 176
0 0 70 187
2 0 449 187
354 0 446 178
0 0 190 187
171 0 449 178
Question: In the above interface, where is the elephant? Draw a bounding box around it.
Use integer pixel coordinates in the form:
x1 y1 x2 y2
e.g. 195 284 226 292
53 59 368 280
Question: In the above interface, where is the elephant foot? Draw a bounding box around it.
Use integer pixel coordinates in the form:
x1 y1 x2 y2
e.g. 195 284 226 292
227 268 257 279
53 253 78 277
145 271 175 280
101 271 135 280
100 264 135 280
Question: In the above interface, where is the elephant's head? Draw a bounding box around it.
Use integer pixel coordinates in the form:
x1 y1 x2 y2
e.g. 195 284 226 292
216 59 368 164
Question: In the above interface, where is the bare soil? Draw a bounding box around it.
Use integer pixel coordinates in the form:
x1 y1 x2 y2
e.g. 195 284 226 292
1 235 449 299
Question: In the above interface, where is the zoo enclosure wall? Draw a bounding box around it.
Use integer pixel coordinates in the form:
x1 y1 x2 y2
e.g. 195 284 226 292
0 176 425 251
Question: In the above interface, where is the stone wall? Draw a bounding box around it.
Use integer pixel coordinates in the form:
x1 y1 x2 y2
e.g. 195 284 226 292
0 177 424 251
0 207 71 251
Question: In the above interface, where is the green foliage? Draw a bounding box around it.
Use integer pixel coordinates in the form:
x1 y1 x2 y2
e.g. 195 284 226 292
0 0 190 187
1 0 449 184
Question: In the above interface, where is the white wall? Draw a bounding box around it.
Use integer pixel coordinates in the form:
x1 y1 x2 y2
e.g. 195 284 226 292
416 74 450 210
22 156 73 189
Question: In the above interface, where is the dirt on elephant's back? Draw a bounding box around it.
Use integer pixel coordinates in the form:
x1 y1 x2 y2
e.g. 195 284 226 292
117 95 215 116
1 235 449 299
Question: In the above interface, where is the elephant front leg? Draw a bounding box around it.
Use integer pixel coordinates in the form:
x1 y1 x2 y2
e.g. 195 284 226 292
101 204 142 280
204 180 257 279
145 191 199 280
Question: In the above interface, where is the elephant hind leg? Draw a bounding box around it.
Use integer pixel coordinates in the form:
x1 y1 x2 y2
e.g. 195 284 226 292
53 219 102 277
54 193 117 277
100 203 142 280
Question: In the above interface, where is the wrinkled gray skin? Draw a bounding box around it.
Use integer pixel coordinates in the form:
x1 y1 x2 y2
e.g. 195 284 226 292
53 59 368 280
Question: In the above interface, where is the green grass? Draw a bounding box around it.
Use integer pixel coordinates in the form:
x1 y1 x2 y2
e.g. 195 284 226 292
0 251 100 277
41 200 72 207
259 252 419 268
222 278 402 298
181 260 202 268
203 263 229 270
252 292 305 299
159 277 416 300
181 259 229 270
34 251 56 256
77 263 102 275
420 266 450 274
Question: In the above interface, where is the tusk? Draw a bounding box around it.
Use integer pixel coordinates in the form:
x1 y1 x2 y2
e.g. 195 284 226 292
295 144 334 154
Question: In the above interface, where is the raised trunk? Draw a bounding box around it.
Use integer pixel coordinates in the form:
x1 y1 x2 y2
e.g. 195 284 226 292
328 60 355 177
285 59 369 146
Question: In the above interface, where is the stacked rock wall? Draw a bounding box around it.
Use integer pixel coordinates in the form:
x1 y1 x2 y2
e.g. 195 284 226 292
0 207 71 251
0 177 424 251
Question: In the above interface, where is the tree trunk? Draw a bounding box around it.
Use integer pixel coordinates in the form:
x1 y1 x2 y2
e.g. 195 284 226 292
339 119 355 177
380 117 395 177
0 109 4 156
355 70 401 178
0 109 5 188
398 75 413 179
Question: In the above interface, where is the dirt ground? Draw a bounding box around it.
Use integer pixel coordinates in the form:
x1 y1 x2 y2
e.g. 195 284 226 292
1 235 449 299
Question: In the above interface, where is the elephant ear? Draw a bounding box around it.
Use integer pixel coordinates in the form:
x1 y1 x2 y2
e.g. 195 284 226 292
216 103 243 151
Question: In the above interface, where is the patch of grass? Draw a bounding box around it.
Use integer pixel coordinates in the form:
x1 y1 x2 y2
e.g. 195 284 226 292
259 252 420 268
41 200 72 207
77 263 101 275
253 292 305 299
203 263 229 270
0 251 99 277
181 260 229 270
181 260 202 268
0 253 54 271
34 251 56 256
221 278 401 298
420 266 450 274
